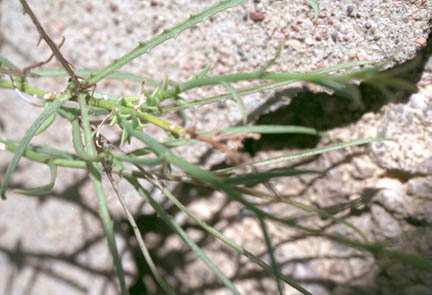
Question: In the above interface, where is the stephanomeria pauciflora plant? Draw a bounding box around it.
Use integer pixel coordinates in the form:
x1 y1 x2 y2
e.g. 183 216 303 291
0 1 430 294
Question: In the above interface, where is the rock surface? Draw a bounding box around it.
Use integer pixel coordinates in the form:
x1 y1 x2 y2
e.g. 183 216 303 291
0 0 431 294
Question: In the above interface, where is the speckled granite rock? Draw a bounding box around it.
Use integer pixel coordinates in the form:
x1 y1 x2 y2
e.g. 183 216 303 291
370 85 432 175
1 0 432 294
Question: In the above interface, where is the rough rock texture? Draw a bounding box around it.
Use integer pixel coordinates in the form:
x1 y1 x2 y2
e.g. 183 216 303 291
1 0 432 294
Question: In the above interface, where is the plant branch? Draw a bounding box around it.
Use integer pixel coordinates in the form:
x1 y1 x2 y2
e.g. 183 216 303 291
19 0 79 86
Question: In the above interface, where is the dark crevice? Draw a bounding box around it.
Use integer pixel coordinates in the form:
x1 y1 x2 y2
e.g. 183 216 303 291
381 169 429 183
405 217 430 227
243 30 432 156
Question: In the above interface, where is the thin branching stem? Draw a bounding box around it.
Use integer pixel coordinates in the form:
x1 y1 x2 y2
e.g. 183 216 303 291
19 0 79 86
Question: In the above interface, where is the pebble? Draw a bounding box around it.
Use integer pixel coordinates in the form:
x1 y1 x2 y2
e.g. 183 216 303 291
319 10 327 19
414 37 427 48
343 33 351 41
305 37 314 46
249 11 265 22
243 44 252 51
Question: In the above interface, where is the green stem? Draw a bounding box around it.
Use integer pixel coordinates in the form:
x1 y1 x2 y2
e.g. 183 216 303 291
78 94 96 155
257 216 284 295
0 79 48 98
90 167 128 295
89 97 186 137
78 94 127 294
164 71 346 98
0 139 157 178
71 119 104 161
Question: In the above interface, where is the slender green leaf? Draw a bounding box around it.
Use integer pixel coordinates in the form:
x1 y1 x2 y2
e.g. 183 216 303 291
217 138 392 174
110 151 162 166
18 161 57 196
34 112 56 135
192 64 211 80
284 198 367 241
76 91 127 293
0 139 160 178
162 71 363 104
1 92 71 199
162 61 373 113
257 216 284 295
215 125 324 137
90 166 127 295
30 68 160 87
32 145 77 160
224 169 320 185
221 81 247 125
119 127 129 147
126 125 326 156
71 118 103 161
237 187 367 241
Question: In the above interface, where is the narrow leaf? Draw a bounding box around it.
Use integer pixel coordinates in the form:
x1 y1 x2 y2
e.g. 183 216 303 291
1 92 71 199
18 161 57 196
224 169 321 185
192 64 211 80
217 138 392 174
162 60 374 113
221 81 247 125
216 125 324 137
35 112 56 135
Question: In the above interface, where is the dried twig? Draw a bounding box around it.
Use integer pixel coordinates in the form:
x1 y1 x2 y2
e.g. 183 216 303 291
19 0 81 88
22 36 66 76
